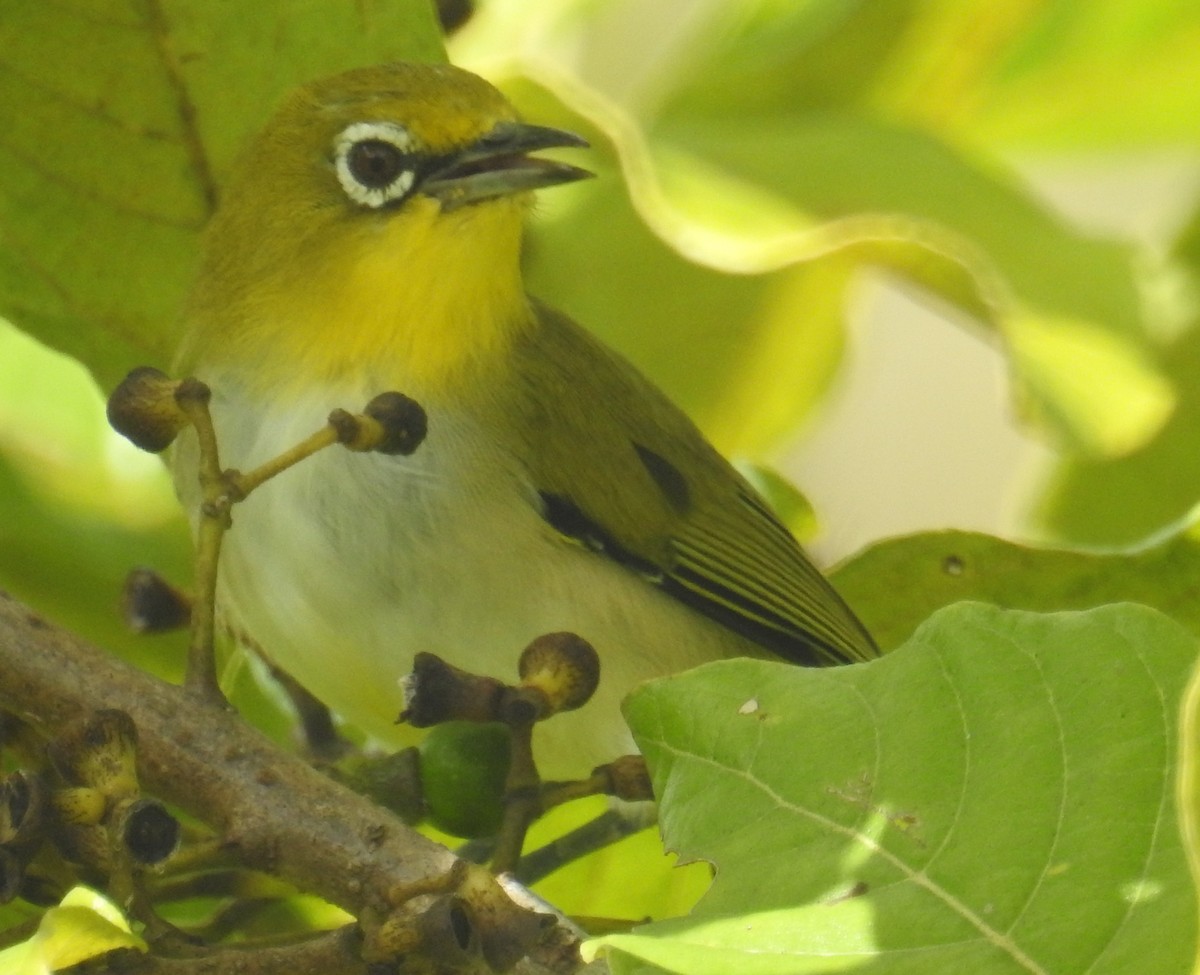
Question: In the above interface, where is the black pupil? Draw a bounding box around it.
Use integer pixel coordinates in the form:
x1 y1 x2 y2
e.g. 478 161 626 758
347 139 405 189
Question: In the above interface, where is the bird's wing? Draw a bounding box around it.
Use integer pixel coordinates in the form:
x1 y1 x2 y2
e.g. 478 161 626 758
510 301 877 666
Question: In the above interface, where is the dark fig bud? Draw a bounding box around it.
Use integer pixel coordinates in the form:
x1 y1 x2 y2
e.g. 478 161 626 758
106 367 189 452
436 0 474 34
517 632 600 716
400 653 506 727
114 797 180 866
600 755 654 803
330 392 427 456
364 392 427 455
121 567 192 633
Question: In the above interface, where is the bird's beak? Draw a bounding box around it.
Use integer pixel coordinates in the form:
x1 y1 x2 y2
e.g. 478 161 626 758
421 122 593 210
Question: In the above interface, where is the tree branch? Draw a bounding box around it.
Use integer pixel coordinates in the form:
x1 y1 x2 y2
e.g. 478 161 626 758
0 589 583 973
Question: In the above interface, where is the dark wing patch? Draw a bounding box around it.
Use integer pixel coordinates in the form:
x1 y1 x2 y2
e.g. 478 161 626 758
537 486 875 667
633 443 691 514
538 491 663 581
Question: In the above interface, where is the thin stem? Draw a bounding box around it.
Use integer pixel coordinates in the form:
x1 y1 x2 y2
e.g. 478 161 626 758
172 391 341 701
490 724 541 874
176 382 226 702
226 426 338 499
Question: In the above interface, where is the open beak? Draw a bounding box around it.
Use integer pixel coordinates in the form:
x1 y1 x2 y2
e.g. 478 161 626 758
421 122 593 210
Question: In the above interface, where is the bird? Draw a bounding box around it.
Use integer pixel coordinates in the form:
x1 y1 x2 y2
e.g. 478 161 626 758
170 61 877 780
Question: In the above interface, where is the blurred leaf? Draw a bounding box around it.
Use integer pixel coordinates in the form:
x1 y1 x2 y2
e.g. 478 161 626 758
0 317 176 525
652 114 1163 456
0 451 190 680
0 0 443 389
862 1 1200 147
1036 225 1200 544
955 2 1200 148
0 313 189 679
648 0 927 118
830 523 1200 653
1035 326 1200 545
0 887 146 974
592 603 1196 973
473 0 1200 148
671 1 1181 454
1004 308 1174 456
527 797 712 922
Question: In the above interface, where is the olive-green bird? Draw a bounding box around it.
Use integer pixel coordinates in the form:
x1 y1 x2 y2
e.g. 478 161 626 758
172 61 876 778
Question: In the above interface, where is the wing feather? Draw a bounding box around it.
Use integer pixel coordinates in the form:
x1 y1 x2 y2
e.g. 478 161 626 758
511 300 877 667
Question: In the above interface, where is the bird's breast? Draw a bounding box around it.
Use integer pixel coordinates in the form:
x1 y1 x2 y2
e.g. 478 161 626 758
170 370 750 774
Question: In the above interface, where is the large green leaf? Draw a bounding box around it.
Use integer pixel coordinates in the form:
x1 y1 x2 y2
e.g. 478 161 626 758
0 0 443 388
654 0 1200 149
591 603 1196 973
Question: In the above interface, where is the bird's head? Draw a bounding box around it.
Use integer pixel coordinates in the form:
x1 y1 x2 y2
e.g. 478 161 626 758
183 62 591 391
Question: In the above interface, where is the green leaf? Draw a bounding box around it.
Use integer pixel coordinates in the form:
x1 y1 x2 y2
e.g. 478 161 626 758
1034 256 1200 546
0 1 443 389
845 1 1200 148
0 887 147 974
0 439 191 682
952 2 1200 148
592 603 1196 974
831 524 1200 653
652 114 1163 457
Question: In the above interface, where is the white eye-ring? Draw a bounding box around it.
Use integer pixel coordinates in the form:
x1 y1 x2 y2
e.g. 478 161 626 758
333 122 415 208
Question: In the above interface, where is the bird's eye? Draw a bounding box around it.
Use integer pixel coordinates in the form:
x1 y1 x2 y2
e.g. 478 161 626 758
348 140 405 188
333 122 415 209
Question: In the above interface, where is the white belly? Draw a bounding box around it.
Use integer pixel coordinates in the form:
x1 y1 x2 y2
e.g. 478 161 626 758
172 373 748 776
